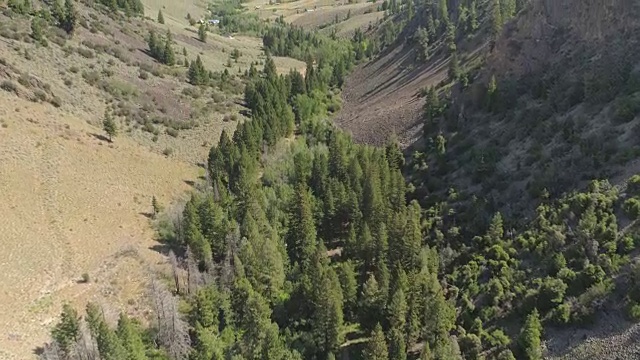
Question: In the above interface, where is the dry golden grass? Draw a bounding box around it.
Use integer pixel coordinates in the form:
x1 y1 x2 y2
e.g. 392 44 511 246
0 92 198 359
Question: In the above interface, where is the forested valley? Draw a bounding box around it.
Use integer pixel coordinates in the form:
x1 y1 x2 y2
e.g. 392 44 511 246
41 0 640 359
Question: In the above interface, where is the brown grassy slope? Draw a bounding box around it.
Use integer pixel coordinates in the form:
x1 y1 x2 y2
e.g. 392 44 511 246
0 92 197 359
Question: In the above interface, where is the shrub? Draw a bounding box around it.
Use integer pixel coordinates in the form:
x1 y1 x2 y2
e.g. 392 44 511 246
33 89 47 102
64 78 73 87
81 273 90 283
82 70 101 86
166 128 179 137
628 175 640 196
1 80 18 93
18 73 33 88
614 95 640 123
162 147 173 156
69 66 80 73
49 95 62 108
139 71 149 80
624 198 640 219
628 303 640 321
76 47 95 59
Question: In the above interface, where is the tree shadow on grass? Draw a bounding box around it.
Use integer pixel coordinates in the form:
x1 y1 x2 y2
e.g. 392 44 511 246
90 132 111 142
139 211 154 219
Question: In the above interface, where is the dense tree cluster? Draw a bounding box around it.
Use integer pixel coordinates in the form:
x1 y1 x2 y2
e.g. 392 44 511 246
44 3 640 360
147 30 176 65
97 0 144 16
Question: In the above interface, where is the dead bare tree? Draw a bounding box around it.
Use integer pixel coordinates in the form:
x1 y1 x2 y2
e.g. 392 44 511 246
39 343 61 360
68 322 100 360
168 250 181 294
150 277 191 360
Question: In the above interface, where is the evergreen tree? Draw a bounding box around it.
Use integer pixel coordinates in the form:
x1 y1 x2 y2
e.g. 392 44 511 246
85 302 103 336
152 195 160 217
388 327 406 360
52 0 64 26
148 30 161 60
189 55 208 85
337 260 358 321
518 309 543 360
157 9 164 23
420 343 432 360
448 52 460 81
62 0 76 34
491 0 504 36
501 0 516 21
103 111 117 142
286 184 318 267
117 313 146 360
435 134 446 156
96 320 128 360
163 30 175 65
470 1 479 32
51 304 80 355
364 323 388 360
31 17 44 43
198 23 207 42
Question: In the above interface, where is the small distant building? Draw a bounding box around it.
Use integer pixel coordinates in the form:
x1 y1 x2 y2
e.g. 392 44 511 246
208 19 220 24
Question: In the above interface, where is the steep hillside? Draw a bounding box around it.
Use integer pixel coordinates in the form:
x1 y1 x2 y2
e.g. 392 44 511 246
0 0 308 356
414 0 640 216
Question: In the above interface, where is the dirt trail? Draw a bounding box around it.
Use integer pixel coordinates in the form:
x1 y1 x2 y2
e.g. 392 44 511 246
0 93 197 359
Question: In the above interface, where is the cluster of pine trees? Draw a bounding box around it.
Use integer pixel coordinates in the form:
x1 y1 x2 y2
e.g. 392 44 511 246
97 0 144 17
147 30 176 66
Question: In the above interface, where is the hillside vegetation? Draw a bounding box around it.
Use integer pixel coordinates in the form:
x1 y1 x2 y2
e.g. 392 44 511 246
31 0 640 360
0 0 308 355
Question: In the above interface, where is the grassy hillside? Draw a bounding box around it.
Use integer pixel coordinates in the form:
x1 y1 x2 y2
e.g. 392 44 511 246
0 0 309 356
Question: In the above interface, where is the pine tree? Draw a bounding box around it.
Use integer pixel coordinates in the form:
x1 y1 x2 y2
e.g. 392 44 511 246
420 343 433 360
388 327 407 360
487 74 498 111
157 9 164 23
337 260 358 321
163 30 175 65
470 1 479 32
31 17 44 43
51 304 80 355
501 0 516 21
148 30 160 60
198 23 207 42
519 309 543 360
448 52 460 81
435 134 446 156
152 195 160 217
491 0 504 36
103 111 117 142
117 313 146 360
85 302 103 336
62 0 76 34
364 323 388 360
189 55 208 85
96 320 128 360
52 0 64 26
286 184 317 267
